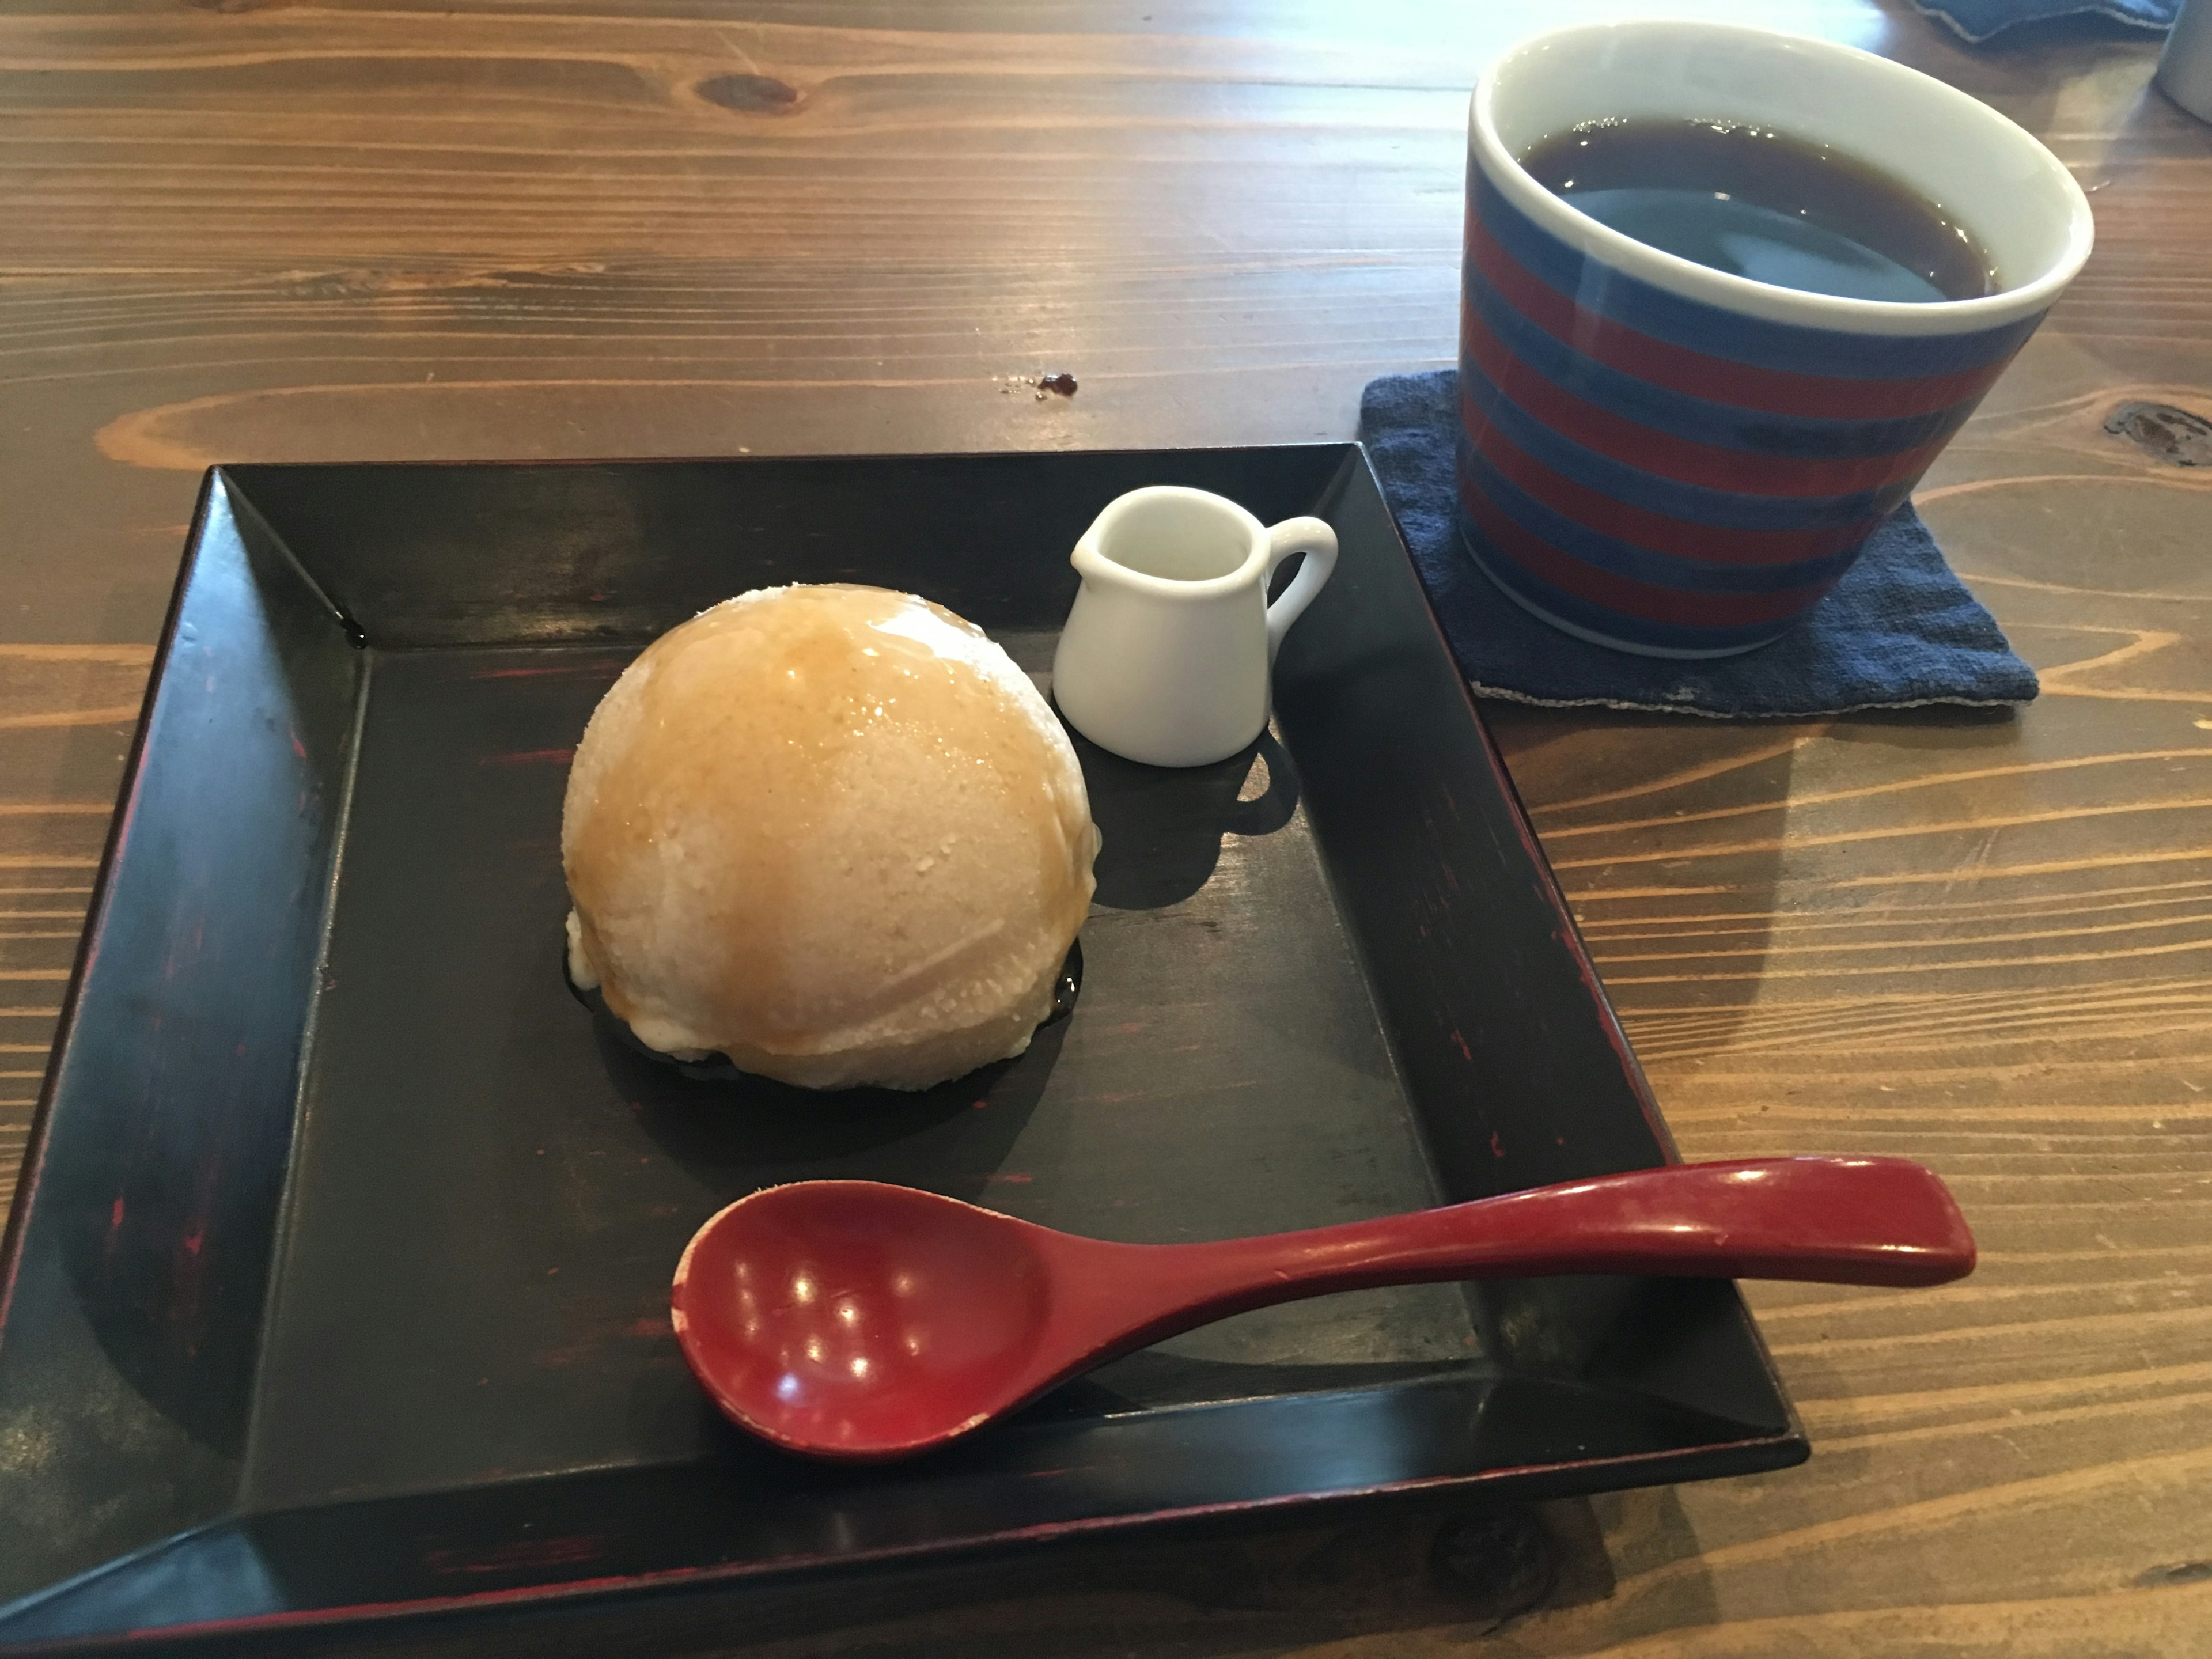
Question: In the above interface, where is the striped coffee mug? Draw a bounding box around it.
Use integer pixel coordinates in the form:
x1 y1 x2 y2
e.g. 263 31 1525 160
1460 22 2093 657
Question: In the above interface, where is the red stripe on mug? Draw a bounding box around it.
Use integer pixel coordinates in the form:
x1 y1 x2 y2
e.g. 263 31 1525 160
1465 416 1881 567
1461 308 1949 498
1459 476 1839 628
1464 212 2017 421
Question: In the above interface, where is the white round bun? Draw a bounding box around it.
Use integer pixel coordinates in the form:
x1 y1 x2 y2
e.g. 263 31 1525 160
562 584 1099 1092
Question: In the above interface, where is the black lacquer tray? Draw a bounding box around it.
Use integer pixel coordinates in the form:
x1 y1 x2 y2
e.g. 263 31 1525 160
0 446 1805 1653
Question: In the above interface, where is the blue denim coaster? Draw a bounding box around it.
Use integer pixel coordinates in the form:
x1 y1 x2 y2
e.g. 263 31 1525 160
1910 0 2175 42
1358 370 2038 718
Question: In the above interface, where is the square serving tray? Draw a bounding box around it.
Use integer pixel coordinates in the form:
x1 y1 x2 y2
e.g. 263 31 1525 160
0 445 1804 1653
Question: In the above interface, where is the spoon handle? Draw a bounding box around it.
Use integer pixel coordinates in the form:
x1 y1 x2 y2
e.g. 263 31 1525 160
1108 1157 1972 1336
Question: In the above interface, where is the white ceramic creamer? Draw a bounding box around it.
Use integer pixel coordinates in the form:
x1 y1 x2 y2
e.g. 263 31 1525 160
1050 486 1338 768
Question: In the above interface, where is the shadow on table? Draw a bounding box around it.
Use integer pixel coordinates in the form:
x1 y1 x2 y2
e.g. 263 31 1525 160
1486 700 2023 1068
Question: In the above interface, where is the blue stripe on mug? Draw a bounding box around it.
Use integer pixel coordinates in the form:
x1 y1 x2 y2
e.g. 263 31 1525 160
1463 412 1883 566
1464 272 1987 459
1463 302 1951 494
1460 360 1919 529
1457 437 1869 594
1456 509 1817 654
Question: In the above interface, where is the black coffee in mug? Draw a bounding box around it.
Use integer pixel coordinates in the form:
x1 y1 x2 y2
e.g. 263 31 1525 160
1521 117 1996 304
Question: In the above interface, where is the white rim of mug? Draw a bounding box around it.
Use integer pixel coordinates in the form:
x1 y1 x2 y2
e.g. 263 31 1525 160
1469 20 2096 337
1073 485 1272 598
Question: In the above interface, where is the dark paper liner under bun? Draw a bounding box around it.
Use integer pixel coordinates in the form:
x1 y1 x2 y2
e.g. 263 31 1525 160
563 938 1084 1091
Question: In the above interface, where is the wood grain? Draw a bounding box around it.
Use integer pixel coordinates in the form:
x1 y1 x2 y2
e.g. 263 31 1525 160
0 647 147 1214
3 1 2210 1653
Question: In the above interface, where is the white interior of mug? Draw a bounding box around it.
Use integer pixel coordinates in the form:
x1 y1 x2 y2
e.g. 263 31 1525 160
1474 22 2094 333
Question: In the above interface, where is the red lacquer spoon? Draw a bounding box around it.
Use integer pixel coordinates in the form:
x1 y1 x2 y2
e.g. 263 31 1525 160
671 1156 1972 1461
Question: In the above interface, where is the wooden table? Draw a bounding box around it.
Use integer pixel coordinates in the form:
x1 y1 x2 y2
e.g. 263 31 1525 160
3 2 2208 1653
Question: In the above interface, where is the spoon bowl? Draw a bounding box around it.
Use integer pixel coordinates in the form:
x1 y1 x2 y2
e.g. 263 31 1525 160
675 1181 1058 1455
672 1156 1974 1461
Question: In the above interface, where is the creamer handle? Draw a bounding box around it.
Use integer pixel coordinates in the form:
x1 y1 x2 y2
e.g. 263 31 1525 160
1262 518 1339 664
